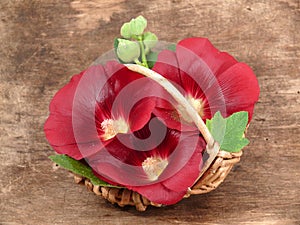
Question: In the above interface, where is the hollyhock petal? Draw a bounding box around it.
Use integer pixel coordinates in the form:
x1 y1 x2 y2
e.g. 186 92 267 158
72 65 112 157
130 182 187 205
153 106 201 131
176 42 230 119
177 37 238 76
95 65 158 134
153 49 205 131
89 136 148 185
161 135 206 192
152 50 186 111
92 160 146 185
44 72 84 160
153 107 184 131
92 168 120 186
94 168 188 205
128 98 156 131
216 63 260 121
152 49 181 85
129 116 170 154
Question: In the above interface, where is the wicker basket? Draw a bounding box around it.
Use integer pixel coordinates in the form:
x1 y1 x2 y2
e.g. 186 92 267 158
72 150 242 211
70 64 244 211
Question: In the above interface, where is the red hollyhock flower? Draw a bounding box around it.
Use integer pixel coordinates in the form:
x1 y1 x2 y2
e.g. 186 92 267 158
44 61 157 160
89 118 206 205
152 37 260 131
44 60 206 205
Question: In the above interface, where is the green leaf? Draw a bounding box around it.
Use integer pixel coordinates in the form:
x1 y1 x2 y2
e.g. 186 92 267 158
206 111 250 152
114 37 119 51
167 44 176 52
49 154 120 188
146 51 158 69
143 32 158 50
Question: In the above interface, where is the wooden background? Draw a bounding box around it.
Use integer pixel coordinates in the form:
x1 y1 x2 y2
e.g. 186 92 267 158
1 0 299 224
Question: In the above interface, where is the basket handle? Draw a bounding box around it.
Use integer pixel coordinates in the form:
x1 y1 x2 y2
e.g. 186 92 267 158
125 64 220 180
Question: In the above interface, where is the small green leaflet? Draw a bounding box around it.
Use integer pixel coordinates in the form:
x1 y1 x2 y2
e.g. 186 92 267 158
146 51 158 69
49 154 120 188
113 37 119 53
206 111 250 152
167 43 176 52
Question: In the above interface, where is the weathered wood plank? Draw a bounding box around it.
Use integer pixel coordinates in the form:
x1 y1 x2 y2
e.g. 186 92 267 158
1 0 299 224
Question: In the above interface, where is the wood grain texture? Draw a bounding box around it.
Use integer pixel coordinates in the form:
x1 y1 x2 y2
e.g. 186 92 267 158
0 0 299 224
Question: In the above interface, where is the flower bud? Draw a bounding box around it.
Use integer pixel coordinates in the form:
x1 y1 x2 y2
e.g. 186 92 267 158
120 22 131 39
117 39 140 63
143 32 158 50
130 15 147 36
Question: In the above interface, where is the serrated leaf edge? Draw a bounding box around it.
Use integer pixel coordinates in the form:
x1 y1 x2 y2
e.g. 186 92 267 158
206 111 250 153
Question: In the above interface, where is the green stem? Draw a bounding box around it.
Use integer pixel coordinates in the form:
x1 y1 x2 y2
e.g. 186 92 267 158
134 58 143 66
137 36 149 68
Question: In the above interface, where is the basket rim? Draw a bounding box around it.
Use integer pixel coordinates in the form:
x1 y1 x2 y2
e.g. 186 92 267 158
72 149 243 211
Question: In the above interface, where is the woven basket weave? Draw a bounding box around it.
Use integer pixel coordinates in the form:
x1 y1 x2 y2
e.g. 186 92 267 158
68 64 245 211
73 150 242 211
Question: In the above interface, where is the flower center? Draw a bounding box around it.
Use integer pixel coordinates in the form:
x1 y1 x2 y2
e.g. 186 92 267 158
177 96 205 123
142 156 168 181
101 118 129 141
